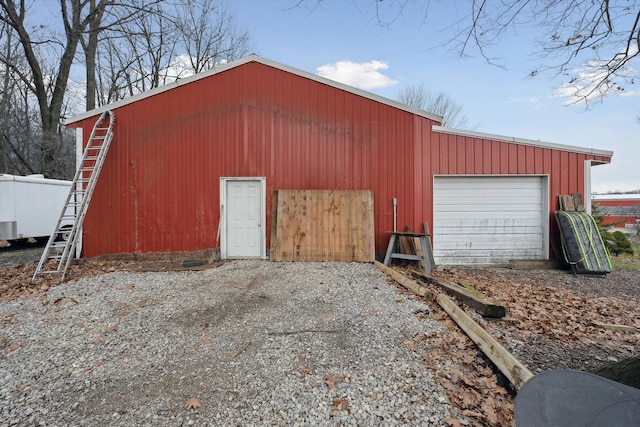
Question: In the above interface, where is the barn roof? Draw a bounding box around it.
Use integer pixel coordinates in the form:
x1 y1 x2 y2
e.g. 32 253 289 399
66 54 613 159
65 54 443 124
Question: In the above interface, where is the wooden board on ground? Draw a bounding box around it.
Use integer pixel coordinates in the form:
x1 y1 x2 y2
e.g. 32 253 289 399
437 294 534 390
271 190 375 262
413 270 506 318
374 261 433 300
374 262 532 390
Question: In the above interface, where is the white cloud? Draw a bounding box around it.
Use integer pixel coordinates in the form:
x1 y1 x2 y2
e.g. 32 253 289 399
164 54 197 81
553 58 639 105
316 60 398 89
504 97 541 109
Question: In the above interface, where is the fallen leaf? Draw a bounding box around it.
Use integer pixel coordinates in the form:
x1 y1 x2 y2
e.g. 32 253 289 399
201 339 212 345
185 397 201 410
329 398 351 416
300 367 313 378
92 338 104 345
403 340 417 352
105 325 117 333
8 343 20 352
125 283 134 290
444 417 463 427
325 374 345 388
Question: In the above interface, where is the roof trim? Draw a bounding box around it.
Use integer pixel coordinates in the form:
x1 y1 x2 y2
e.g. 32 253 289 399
432 125 613 158
592 194 640 200
65 54 443 125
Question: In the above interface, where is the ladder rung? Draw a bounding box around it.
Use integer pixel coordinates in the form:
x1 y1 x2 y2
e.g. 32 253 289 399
33 110 114 282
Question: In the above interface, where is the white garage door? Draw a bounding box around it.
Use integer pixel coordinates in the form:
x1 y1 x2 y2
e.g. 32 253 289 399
433 176 547 265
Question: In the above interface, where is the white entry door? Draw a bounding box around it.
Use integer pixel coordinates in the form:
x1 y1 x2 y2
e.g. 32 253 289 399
222 178 265 259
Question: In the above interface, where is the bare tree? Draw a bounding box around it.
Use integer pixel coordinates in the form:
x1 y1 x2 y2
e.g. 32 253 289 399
397 83 473 129
309 1 640 106
173 0 250 74
0 0 113 178
449 1 639 105
95 0 250 104
0 0 251 178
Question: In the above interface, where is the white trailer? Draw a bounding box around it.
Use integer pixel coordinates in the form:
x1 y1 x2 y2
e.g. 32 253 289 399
0 174 72 242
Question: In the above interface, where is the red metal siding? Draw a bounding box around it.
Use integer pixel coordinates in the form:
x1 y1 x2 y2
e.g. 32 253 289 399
71 61 611 259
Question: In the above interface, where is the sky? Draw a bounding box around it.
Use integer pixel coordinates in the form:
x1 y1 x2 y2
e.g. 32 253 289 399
226 0 640 194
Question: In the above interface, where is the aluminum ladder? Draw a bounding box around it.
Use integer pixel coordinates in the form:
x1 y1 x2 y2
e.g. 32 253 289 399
33 110 115 281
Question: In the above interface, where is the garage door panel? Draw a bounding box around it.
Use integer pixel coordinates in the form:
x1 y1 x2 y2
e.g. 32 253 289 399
436 249 544 265
434 185 541 198
436 237 543 249
434 208 542 219
436 213 542 224
433 176 546 265
436 226 543 235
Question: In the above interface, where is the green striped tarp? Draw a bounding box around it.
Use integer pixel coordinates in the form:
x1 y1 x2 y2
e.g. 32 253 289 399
555 211 612 275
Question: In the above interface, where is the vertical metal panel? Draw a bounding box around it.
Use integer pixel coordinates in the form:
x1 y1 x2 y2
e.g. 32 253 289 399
70 61 611 259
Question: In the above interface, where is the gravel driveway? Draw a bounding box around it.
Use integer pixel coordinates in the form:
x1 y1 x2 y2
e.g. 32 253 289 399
0 261 459 426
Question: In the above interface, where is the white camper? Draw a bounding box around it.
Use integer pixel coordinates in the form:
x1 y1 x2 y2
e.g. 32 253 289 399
0 174 72 242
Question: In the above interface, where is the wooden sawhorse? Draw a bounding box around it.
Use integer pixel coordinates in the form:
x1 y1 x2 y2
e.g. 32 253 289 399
383 231 433 272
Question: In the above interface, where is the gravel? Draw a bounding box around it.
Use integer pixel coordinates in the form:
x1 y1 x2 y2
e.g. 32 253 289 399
0 261 459 426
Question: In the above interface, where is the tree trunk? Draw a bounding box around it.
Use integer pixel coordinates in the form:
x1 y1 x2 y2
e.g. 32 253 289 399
83 0 105 111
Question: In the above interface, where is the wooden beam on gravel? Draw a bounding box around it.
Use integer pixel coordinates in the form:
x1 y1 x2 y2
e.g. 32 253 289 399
413 270 506 318
437 294 534 390
375 262 533 391
592 321 640 334
374 261 433 300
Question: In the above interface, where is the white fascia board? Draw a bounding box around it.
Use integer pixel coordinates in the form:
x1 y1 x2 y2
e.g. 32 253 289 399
66 55 443 125
432 125 613 158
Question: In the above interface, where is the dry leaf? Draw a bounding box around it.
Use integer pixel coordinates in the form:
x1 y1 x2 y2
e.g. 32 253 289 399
201 339 212 345
300 367 313 378
125 283 134 290
105 325 117 333
325 374 345 388
185 397 201 410
444 417 464 427
329 398 351 416
92 338 104 345
8 342 20 352
403 340 417 352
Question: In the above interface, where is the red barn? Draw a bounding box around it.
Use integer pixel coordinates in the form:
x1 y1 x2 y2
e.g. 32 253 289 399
66 55 612 265
592 194 640 229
